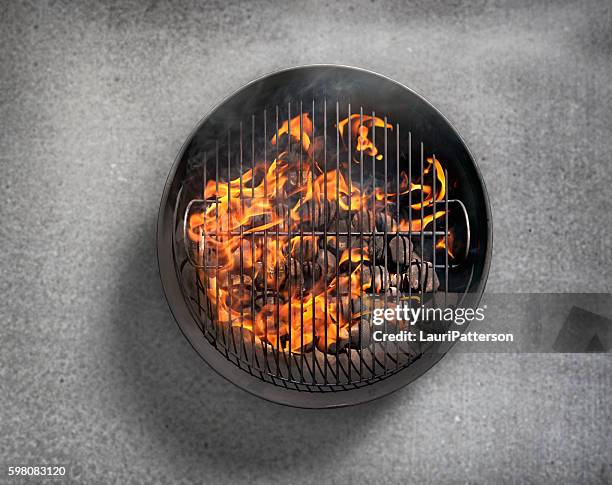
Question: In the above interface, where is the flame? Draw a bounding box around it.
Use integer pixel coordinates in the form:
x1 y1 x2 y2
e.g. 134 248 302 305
187 113 451 354
397 210 446 232
338 114 392 161
272 114 312 151
338 248 369 266
436 230 455 258
410 157 445 209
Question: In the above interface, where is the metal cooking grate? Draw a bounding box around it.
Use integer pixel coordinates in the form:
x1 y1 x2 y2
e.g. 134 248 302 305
175 101 471 392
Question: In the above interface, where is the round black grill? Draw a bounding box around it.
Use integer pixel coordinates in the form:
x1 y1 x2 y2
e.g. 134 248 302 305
158 65 492 407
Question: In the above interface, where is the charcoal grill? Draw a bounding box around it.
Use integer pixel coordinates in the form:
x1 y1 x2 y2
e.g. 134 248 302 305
157 65 492 407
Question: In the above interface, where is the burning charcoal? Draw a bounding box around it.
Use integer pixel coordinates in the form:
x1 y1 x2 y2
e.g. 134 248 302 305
389 273 400 287
285 258 304 287
315 334 349 355
219 272 251 288
361 265 390 293
336 233 378 262
351 211 369 232
254 261 286 290
289 235 318 260
279 334 315 354
349 319 372 350
300 341 315 353
193 243 218 269
389 235 414 266
316 249 336 273
228 278 254 306
282 150 317 190
327 197 351 225
392 262 439 292
303 249 337 282
316 249 336 280
367 235 386 261
273 201 290 221
326 219 351 254
297 199 337 228
254 291 280 310
231 326 256 347
302 260 317 282
288 171 301 191
307 135 325 161
229 238 256 269
353 210 394 233
244 204 268 229
411 261 438 292
336 295 364 322
284 155 301 186
292 339 316 354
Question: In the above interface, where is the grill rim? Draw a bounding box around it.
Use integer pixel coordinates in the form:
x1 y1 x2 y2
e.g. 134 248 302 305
157 64 493 408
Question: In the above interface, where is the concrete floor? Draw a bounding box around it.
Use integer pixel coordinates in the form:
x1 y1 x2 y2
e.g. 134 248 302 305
1 0 610 483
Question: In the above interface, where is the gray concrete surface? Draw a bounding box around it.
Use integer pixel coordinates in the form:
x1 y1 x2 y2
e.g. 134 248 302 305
1 0 610 483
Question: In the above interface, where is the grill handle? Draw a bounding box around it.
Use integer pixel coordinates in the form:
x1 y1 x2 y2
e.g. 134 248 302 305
183 198 212 269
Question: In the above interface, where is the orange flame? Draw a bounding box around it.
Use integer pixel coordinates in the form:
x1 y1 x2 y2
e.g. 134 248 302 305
338 248 369 266
397 210 446 232
338 114 392 161
436 230 455 258
410 157 445 209
271 114 312 151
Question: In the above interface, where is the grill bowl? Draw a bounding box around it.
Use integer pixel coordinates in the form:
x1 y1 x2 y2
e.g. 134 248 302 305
157 65 492 408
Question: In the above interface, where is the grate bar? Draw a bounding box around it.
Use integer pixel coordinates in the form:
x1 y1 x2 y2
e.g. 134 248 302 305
323 99 329 384
395 122 401 369
335 101 340 384
299 101 305 381
358 107 365 380
371 109 377 376
311 99 317 384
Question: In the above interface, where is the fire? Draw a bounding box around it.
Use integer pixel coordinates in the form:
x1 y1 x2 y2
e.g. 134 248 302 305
187 112 450 354
436 230 455 258
271 114 312 151
338 114 392 160
338 248 370 266
397 210 446 232
410 157 445 209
